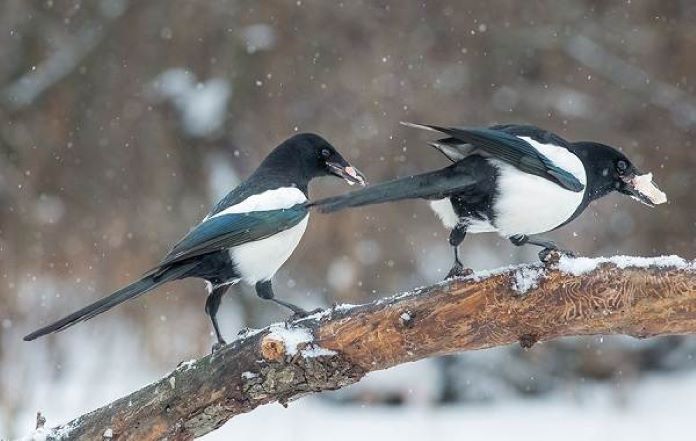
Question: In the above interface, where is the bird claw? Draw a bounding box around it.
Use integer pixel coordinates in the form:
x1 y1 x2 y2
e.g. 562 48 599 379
539 248 577 264
211 340 227 354
445 263 474 280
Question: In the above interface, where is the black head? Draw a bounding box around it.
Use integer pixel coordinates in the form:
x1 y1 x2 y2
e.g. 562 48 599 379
569 142 666 206
257 133 366 191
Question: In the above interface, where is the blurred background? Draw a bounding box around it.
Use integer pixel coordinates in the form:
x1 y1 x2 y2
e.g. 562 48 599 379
1 0 695 439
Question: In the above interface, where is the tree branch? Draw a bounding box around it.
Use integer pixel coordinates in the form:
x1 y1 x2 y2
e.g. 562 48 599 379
1 1 135 111
24 255 695 441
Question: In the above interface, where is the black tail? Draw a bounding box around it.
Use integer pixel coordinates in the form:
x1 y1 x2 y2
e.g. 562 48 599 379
24 262 198 341
308 165 477 213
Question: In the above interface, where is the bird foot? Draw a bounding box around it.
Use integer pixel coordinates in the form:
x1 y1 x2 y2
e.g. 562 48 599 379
289 307 323 321
539 248 577 264
445 263 474 280
211 340 227 354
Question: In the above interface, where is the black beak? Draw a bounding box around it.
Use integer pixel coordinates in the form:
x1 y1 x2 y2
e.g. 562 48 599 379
327 161 367 187
620 171 667 207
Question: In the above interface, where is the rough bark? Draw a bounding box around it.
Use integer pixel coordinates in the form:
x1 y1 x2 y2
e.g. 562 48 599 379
25 255 696 441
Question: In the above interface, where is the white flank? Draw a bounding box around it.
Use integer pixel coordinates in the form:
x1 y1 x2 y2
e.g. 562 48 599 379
209 186 307 219
491 137 586 236
430 198 496 233
467 219 497 233
231 215 309 284
429 198 459 229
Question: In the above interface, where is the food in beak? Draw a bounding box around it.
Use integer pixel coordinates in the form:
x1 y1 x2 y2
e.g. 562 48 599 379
630 173 667 205
328 162 367 186
343 166 366 186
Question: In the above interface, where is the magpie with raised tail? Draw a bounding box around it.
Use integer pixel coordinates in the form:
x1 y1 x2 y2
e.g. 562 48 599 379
310 123 666 279
25 133 366 349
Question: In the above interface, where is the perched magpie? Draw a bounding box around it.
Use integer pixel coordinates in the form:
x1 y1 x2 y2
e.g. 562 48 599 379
311 123 666 278
25 133 366 349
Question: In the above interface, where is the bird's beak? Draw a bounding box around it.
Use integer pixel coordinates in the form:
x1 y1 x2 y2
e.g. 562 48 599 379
620 172 667 207
327 162 367 187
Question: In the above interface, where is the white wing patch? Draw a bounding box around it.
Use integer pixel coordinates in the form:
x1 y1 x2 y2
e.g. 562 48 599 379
209 187 307 219
519 136 587 186
429 198 495 233
429 198 459 229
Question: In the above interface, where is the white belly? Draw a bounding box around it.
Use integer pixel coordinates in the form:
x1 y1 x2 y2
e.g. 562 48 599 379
492 161 586 236
429 198 459 229
230 214 309 284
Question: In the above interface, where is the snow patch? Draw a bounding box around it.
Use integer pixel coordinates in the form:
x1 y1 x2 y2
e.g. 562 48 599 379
266 324 336 358
241 371 258 380
512 267 544 294
301 347 338 358
294 303 359 325
558 255 691 276
18 418 81 441
19 428 47 441
267 325 314 356
177 359 197 371
334 303 359 312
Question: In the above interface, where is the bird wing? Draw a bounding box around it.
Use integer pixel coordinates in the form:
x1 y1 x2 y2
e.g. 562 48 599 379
427 137 477 162
402 122 584 192
158 205 308 268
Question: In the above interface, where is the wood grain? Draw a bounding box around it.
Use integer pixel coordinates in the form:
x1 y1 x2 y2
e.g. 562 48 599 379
32 257 694 440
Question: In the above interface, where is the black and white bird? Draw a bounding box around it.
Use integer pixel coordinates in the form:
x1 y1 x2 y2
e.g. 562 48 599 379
25 133 365 349
311 123 666 278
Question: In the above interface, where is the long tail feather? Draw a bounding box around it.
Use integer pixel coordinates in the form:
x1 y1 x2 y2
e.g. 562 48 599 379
308 166 476 213
24 262 198 341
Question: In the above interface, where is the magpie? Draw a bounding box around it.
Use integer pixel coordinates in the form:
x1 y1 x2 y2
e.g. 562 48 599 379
25 133 366 349
310 123 666 279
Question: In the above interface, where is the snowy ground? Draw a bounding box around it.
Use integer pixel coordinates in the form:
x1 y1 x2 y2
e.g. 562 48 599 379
7 354 696 440
206 369 696 441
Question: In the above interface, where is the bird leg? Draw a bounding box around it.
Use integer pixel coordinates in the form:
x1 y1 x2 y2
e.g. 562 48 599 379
509 234 577 263
205 285 230 353
255 280 309 317
446 223 473 279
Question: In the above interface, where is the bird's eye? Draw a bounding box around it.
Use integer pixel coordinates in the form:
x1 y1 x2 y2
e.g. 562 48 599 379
616 160 628 173
321 148 331 159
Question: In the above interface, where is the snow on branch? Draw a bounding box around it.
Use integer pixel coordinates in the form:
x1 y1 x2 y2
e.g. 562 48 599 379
21 254 695 440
